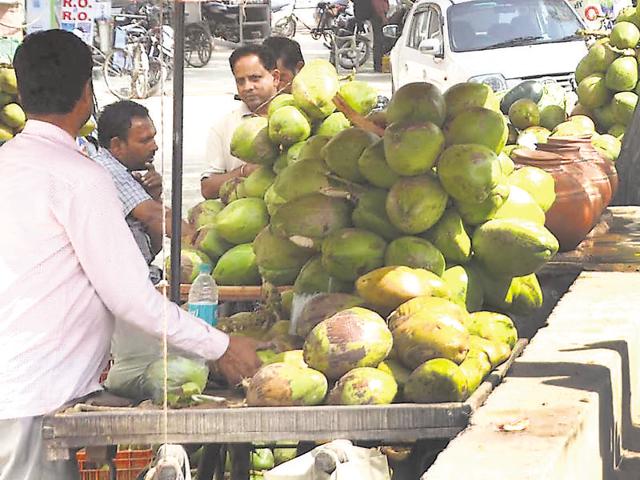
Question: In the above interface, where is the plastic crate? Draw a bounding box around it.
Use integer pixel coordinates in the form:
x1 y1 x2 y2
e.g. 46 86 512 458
77 448 153 480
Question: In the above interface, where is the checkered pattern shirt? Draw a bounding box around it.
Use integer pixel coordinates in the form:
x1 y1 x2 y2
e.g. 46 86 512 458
92 147 155 267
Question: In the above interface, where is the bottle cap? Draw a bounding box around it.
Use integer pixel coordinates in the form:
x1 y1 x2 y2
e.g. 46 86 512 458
199 263 212 274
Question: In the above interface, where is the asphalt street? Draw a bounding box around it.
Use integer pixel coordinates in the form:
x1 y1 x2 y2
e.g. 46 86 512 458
92 27 392 218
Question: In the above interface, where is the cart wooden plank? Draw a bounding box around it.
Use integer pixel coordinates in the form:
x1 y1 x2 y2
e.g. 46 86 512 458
155 285 291 303
544 206 640 273
43 342 526 460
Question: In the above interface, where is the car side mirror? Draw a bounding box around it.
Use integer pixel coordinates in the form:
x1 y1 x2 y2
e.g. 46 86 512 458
383 24 400 39
419 37 442 55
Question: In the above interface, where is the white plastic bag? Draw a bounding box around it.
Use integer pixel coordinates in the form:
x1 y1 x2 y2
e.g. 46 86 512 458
264 440 391 480
144 444 191 480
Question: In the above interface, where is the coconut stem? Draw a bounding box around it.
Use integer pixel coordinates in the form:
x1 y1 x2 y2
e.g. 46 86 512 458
577 28 610 38
333 94 385 137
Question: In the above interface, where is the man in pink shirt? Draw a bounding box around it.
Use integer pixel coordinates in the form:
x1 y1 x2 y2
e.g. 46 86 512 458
0 30 262 480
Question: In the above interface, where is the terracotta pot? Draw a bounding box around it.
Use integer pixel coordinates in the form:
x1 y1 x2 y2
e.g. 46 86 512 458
591 149 619 200
546 136 617 204
537 140 609 212
512 148 599 252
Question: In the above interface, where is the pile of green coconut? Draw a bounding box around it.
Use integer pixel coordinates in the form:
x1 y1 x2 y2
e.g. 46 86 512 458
165 59 566 406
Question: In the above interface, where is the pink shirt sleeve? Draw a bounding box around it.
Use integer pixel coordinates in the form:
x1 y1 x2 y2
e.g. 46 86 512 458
57 167 230 361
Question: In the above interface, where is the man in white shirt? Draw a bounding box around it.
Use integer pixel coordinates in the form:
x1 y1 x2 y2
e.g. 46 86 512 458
0 29 262 480
200 44 280 199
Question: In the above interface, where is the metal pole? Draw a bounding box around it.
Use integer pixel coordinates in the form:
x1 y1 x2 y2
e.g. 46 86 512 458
170 0 186 303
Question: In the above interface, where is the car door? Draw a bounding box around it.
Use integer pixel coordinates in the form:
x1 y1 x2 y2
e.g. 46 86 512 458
423 6 448 88
396 3 447 89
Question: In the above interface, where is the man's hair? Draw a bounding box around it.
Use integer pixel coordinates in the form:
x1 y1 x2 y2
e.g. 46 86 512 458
97 100 150 148
263 36 304 72
13 29 93 115
228 45 276 73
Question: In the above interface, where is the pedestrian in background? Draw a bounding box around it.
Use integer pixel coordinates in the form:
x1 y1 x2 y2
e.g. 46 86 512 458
354 0 389 72
263 36 305 93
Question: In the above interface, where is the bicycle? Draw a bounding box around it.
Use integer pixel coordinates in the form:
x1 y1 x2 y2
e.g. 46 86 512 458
273 1 369 70
272 0 336 41
184 22 213 68
166 1 213 68
103 14 173 100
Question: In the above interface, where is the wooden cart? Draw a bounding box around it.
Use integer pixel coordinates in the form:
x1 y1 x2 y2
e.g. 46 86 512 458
43 207 640 479
43 341 526 479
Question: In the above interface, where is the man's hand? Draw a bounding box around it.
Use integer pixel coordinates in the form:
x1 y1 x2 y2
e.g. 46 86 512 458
135 163 163 200
212 335 264 387
181 223 198 247
239 163 261 178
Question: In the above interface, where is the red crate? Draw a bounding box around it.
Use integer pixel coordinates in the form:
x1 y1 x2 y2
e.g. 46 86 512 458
77 448 153 480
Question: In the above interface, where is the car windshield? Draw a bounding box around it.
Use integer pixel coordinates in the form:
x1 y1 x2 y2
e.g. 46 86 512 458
447 0 584 52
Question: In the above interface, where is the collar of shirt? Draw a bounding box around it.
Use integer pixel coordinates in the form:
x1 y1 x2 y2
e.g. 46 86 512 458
238 101 253 118
94 147 131 174
21 119 81 153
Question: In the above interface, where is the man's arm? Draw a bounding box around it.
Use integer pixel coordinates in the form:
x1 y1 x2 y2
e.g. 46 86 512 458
58 168 262 383
131 200 195 252
201 164 259 199
60 171 227 358
201 120 260 199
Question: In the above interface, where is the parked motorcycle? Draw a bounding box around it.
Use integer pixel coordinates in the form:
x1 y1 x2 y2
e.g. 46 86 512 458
201 1 241 44
331 6 370 70
273 0 370 70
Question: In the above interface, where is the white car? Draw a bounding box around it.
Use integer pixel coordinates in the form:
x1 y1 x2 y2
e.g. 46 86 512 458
386 0 590 93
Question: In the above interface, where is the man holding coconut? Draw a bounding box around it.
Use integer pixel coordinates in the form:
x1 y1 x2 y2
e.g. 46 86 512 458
200 44 280 199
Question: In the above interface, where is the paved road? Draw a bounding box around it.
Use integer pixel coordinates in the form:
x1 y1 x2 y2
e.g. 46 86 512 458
93 30 392 218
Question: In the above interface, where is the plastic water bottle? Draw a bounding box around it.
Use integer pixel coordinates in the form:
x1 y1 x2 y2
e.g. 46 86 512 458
187 264 218 326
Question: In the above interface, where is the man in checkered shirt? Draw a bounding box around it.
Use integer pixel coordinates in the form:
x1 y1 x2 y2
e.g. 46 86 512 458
92 100 194 399
92 101 193 283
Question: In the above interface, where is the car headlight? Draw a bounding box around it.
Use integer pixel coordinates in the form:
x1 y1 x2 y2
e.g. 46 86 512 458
468 74 508 92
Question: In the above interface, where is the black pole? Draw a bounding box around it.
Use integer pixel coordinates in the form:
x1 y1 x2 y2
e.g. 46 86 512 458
170 1 186 303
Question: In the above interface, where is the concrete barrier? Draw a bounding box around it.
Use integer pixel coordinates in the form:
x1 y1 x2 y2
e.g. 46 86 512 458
423 271 640 480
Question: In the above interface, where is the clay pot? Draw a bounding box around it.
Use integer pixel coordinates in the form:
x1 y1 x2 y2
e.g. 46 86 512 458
512 148 600 252
546 136 617 205
538 138 612 217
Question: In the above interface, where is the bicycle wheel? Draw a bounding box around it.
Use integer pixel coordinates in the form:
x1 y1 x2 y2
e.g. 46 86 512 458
103 48 136 100
132 70 149 99
131 46 151 99
185 24 213 68
355 35 370 67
